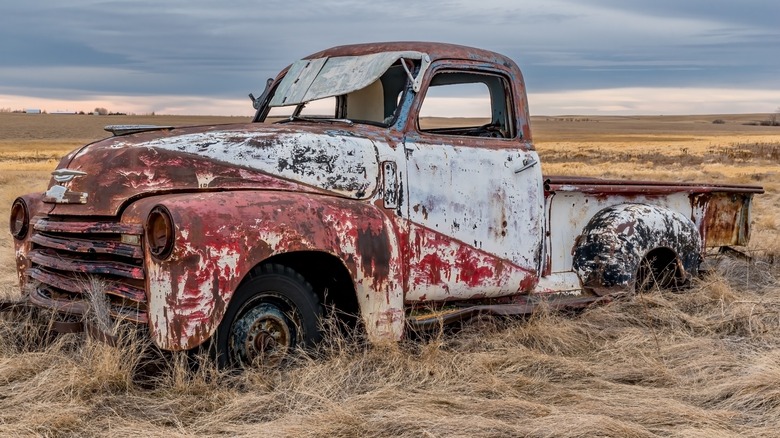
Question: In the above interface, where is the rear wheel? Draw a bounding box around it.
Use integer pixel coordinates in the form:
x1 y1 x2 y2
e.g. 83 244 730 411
216 264 322 367
635 248 686 293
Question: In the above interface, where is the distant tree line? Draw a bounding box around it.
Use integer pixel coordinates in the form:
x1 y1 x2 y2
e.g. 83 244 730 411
92 107 128 115
0 107 132 115
769 107 780 126
740 107 780 126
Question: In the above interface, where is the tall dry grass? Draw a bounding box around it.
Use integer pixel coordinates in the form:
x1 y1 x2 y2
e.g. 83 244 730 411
0 262 777 437
0 114 778 436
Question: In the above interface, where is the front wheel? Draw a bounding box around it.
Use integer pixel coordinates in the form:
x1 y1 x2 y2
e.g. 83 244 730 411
215 264 322 367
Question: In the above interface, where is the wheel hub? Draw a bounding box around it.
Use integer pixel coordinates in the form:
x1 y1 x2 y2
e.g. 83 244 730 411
232 303 294 365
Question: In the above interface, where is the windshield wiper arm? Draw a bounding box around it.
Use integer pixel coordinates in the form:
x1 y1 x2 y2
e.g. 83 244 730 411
249 78 274 110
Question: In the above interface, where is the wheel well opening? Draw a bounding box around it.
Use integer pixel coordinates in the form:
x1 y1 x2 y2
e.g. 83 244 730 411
635 247 685 292
261 251 361 327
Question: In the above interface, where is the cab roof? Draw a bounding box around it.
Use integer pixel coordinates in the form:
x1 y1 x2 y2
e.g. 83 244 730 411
302 41 518 70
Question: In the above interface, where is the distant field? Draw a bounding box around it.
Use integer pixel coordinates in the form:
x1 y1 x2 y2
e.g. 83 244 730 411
2 111 778 141
0 113 779 436
0 113 249 142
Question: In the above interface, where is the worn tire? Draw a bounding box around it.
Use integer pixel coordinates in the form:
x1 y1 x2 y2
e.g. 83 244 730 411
215 264 322 368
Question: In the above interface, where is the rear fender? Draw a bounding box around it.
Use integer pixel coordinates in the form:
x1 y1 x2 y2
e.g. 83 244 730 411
122 191 402 351
572 203 701 294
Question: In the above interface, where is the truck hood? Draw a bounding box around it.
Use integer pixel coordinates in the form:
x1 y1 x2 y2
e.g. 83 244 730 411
47 123 380 216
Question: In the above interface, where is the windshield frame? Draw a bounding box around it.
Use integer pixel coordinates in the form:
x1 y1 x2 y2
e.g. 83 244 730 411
255 52 430 127
269 51 430 107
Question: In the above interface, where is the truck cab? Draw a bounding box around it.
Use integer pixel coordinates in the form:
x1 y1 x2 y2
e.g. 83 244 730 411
256 43 546 299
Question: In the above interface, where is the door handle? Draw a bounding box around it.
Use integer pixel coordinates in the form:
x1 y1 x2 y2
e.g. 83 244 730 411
514 158 538 174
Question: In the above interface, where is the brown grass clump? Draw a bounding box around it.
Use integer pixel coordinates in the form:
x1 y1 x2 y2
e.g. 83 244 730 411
0 114 779 436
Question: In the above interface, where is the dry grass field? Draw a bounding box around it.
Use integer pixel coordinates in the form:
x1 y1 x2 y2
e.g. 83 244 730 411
0 112 778 437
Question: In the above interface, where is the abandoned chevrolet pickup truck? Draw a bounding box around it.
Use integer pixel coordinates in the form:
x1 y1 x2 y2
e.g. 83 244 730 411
8 42 763 365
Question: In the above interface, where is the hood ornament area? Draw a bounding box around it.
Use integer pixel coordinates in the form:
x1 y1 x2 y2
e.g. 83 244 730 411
43 169 89 204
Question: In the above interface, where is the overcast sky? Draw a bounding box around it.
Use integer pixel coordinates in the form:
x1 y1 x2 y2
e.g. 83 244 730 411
1 0 779 116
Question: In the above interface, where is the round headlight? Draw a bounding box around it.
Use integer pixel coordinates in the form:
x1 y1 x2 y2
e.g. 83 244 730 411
10 198 29 239
146 206 175 260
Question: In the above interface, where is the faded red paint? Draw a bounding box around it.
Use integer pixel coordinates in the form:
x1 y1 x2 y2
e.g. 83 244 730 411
29 250 144 279
28 268 145 302
454 246 495 287
120 191 403 350
405 222 536 302
49 127 336 217
418 253 446 285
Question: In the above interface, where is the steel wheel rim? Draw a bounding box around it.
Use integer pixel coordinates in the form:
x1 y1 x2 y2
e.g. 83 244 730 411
231 301 295 365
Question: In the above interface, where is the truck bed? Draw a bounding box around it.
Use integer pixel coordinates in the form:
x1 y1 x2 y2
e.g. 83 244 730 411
542 175 764 275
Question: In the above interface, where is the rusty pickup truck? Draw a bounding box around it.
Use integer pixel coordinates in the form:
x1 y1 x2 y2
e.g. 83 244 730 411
8 42 763 365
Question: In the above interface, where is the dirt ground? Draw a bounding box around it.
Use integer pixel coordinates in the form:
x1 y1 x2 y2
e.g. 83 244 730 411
0 113 778 437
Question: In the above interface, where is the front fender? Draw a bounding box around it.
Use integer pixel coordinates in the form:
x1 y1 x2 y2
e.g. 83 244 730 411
572 203 701 293
122 191 403 351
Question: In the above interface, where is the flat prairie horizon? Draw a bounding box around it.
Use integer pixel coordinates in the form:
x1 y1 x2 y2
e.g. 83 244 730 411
2 111 779 141
4 86 780 117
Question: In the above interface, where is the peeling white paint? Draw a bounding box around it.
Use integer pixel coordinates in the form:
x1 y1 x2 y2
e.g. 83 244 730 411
116 168 170 189
195 172 217 188
147 260 172 348
533 272 582 294
113 130 379 199
404 142 543 270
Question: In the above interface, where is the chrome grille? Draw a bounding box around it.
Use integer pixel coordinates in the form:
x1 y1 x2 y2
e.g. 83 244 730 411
26 217 148 324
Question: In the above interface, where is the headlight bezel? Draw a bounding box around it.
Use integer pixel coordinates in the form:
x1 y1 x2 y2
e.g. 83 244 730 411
10 198 29 240
146 205 175 260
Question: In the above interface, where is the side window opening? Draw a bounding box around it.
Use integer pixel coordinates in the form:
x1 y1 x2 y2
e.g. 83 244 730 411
266 96 337 121
417 71 514 138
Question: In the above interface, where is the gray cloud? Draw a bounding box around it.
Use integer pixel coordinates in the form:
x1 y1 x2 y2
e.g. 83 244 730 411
1 0 779 111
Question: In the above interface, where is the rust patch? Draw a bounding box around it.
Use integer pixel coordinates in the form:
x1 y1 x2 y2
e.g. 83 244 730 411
356 225 392 290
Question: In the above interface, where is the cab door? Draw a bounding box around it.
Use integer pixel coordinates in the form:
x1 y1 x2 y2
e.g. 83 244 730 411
401 65 544 302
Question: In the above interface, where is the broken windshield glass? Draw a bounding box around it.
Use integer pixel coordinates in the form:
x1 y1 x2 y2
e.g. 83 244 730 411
269 51 431 107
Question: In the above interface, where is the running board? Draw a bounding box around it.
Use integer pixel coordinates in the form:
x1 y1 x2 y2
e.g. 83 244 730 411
407 295 606 331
